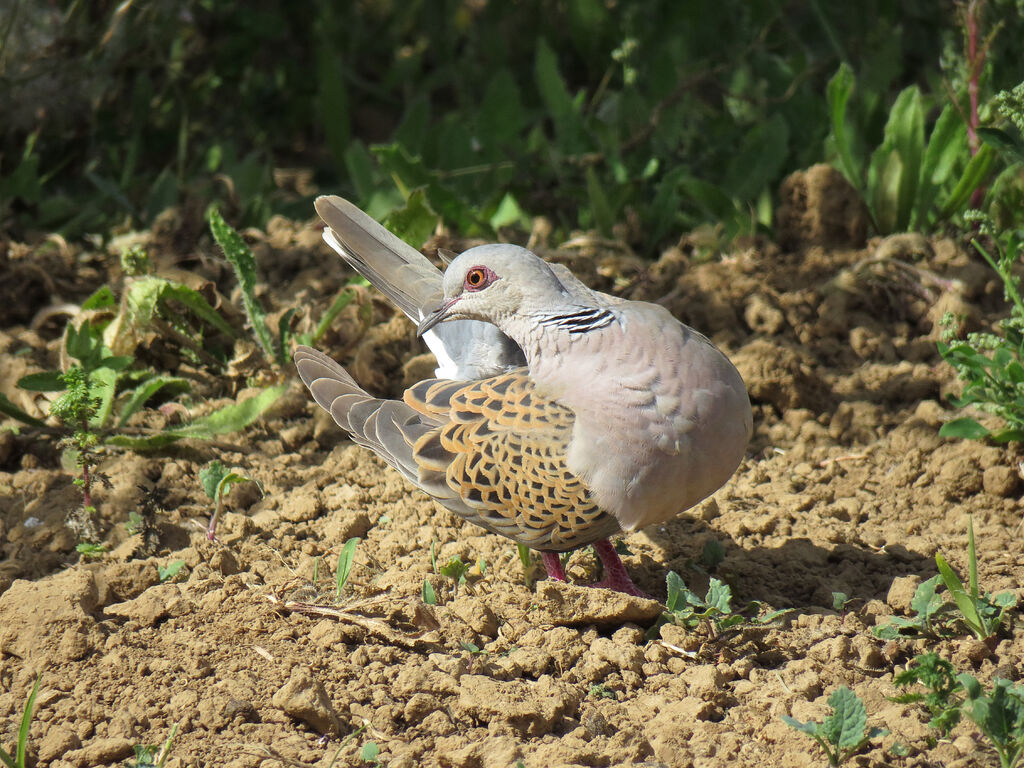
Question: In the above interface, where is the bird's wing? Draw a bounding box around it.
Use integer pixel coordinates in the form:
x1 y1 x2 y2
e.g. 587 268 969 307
405 369 621 551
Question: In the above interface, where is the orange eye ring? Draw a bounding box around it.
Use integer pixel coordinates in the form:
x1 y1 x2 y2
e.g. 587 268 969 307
463 265 495 292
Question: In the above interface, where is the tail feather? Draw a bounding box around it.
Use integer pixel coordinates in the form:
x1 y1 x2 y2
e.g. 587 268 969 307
294 346 423 483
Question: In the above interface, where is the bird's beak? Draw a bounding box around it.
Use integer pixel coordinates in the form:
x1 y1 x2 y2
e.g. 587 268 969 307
416 295 461 336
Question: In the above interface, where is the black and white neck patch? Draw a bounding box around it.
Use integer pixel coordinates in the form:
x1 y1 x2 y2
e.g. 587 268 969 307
536 307 617 335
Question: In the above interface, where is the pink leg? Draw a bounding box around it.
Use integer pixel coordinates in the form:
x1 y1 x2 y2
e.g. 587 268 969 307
590 539 649 598
541 552 566 582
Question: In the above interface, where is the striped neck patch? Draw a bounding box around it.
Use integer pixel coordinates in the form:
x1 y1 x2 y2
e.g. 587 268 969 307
535 307 617 335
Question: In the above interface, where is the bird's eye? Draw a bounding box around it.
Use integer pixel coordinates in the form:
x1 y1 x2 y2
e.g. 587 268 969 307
464 266 495 292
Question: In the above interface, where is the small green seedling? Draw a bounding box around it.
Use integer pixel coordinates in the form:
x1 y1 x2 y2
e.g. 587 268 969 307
75 542 107 559
335 537 360 599
199 459 263 540
891 652 963 736
783 686 888 766
652 571 788 637
876 517 1016 641
439 556 471 588
421 579 437 605
125 723 179 768
699 539 726 571
516 543 535 587
158 560 186 583
959 674 1024 768
873 575 949 639
832 592 853 613
0 677 39 768
934 516 1016 640
588 683 617 700
359 740 380 765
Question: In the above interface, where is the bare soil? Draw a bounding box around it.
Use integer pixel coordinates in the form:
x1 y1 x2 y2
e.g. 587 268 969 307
1 175 1022 767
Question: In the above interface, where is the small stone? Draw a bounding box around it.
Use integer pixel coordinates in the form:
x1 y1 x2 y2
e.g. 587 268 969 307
38 726 81 764
886 575 921 614
403 693 439 723
67 737 134 767
983 465 1021 498
271 666 341 735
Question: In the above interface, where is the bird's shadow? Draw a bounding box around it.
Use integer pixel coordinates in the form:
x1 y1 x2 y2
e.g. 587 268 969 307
629 514 933 612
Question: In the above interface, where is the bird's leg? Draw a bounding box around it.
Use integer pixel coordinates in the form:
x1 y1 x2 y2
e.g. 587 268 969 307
541 552 567 582
590 539 650 598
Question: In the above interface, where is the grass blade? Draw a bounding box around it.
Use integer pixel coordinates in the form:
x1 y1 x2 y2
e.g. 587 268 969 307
826 62 860 190
0 393 46 427
336 537 360 598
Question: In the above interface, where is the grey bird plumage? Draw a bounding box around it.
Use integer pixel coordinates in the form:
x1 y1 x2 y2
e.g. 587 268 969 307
296 195 752 588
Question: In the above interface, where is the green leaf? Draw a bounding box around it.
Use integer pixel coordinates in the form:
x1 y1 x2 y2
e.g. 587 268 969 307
914 105 967 229
382 189 438 248
16 370 66 392
82 285 117 310
782 715 819 735
826 63 860 190
158 560 185 582
585 166 614 236
978 126 1024 164
422 579 437 605
939 418 991 440
117 375 190 427
909 574 944 620
200 460 229 500
315 39 351 167
940 143 996 219
106 384 285 449
665 570 686 613
0 393 46 427
887 86 924 232
360 741 379 762
208 206 278 365
705 578 733 613
88 365 119 428
724 114 790 201
336 537 360 598
825 686 868 750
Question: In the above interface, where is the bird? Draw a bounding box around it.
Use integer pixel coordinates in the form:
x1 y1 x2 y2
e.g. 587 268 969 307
294 195 752 596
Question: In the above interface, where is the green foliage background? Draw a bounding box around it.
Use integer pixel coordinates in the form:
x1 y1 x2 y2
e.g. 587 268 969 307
2 0 1023 250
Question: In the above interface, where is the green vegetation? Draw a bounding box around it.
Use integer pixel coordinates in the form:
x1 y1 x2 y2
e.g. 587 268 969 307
894 654 1024 768
4 3 1022 252
158 560 186 583
200 459 262 541
126 724 179 768
335 537 361 599
783 686 888 766
651 571 787 638
875 517 1016 640
0 678 40 768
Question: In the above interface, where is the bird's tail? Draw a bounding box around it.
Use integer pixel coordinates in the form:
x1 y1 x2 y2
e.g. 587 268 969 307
293 346 431 483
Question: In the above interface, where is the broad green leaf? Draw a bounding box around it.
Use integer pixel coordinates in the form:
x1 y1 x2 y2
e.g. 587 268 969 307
781 715 819 735
336 537 360 597
478 69 526 147
200 460 229 500
82 285 116 310
978 126 1024 163
665 570 686 613
914 105 967 229
88 365 119 428
156 282 237 338
706 578 733 613
0 393 46 426
938 418 991 440
826 686 868 749
344 140 377 203
383 189 438 248
724 114 790 201
887 85 924 232
909 574 943 619
16 370 66 392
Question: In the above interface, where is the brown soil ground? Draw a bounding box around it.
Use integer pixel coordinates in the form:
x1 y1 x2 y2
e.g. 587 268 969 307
1 171 1022 768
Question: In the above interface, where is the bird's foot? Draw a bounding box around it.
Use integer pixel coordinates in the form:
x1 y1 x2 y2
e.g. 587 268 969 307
541 552 567 582
590 539 651 598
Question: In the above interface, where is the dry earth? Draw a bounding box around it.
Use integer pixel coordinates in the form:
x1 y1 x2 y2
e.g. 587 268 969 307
1 167 1022 767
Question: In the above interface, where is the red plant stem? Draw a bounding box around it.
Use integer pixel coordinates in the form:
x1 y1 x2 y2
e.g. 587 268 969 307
80 418 93 511
966 0 988 209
